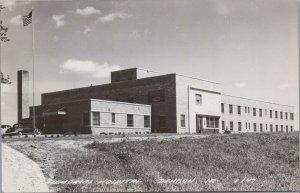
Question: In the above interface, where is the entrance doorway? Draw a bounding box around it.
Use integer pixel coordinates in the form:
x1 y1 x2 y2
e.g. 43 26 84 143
196 115 203 133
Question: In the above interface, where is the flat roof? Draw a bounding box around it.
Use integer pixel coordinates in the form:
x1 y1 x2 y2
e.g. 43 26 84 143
222 94 294 108
90 99 151 107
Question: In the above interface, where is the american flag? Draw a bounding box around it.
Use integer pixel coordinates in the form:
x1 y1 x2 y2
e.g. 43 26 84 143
23 11 32 27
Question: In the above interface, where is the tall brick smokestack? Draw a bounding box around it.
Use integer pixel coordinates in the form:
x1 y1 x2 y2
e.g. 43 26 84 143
18 70 29 122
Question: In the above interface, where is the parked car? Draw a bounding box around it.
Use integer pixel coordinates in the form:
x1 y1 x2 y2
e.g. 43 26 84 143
1 125 11 135
2 123 42 138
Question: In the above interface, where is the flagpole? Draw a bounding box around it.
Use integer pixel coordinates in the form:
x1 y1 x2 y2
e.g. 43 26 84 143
32 9 36 129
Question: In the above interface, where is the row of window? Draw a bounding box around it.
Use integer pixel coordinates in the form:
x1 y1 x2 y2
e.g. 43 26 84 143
222 121 294 132
221 103 294 120
83 112 151 128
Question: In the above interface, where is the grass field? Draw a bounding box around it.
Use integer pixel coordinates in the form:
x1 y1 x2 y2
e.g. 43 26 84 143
4 132 300 192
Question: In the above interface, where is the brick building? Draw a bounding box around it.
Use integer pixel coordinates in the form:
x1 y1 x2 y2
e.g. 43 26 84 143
19 68 295 134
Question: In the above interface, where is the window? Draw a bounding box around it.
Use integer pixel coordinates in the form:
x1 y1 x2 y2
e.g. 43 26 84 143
148 89 165 103
206 117 219 128
270 110 272 118
196 94 202 104
281 125 283 132
253 123 256 132
83 112 90 126
270 124 273 132
159 116 167 128
275 111 278 119
248 107 250 114
221 103 224 113
265 124 268 131
222 121 225 130
286 125 288 132
276 125 278 132
260 124 263 132
290 113 294 120
285 112 288 120
253 108 256 116
248 122 251 130
265 109 267 116
181 114 186 127
93 112 100 126
229 104 233 114
246 122 247 129
280 112 283 119
230 121 233 131
153 96 161 102
245 107 247 114
238 122 241 131
144 116 150 128
237 106 241 115
259 109 262 117
127 114 134 127
127 96 134 103
290 126 293 132
112 113 115 124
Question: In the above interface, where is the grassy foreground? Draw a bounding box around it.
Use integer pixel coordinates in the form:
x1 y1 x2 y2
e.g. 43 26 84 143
5 132 300 192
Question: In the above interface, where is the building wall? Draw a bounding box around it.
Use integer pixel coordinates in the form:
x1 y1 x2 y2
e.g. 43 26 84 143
90 99 151 135
41 74 177 133
29 100 91 134
221 95 295 133
17 70 30 122
175 75 222 133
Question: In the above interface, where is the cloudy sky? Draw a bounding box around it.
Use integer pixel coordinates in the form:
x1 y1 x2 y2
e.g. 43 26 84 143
0 0 298 127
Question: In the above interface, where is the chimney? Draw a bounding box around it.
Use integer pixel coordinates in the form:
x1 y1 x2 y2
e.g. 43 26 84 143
18 70 29 122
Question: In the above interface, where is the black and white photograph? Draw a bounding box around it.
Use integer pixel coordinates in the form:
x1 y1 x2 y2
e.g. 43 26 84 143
0 0 299 192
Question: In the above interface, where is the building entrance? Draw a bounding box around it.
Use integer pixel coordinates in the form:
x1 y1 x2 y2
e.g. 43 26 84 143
196 115 203 133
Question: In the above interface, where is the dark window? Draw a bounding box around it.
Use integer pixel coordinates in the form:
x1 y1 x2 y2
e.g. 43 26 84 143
144 116 150 128
127 96 134 103
246 122 247 129
260 123 263 132
286 125 288 132
181 114 186 127
276 125 278 132
259 109 262 117
285 112 288 119
196 94 202 104
270 110 272 118
221 103 224 113
159 116 167 128
229 104 233 114
280 112 283 119
248 107 250 114
275 111 278 119
127 114 134 127
266 124 268 131
270 124 273 132
281 125 283 132
253 108 256 116
148 89 165 103
290 113 294 120
253 123 256 132
248 122 250 130
245 107 247 114
222 121 225 130
238 122 241 131
230 121 233 131
83 112 90 126
93 112 100 126
291 126 293 132
112 113 115 124
237 106 241 115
